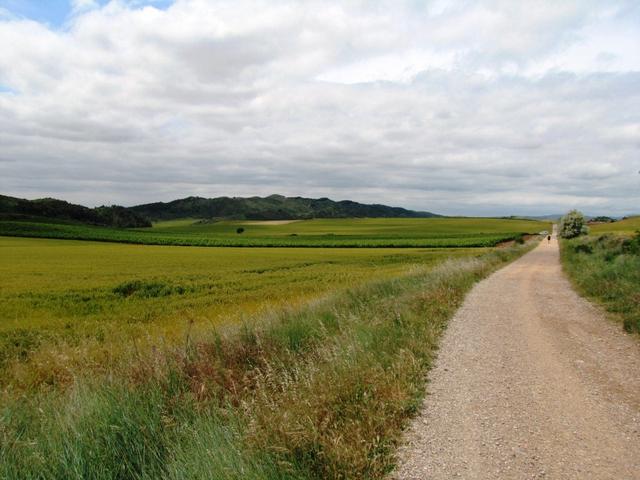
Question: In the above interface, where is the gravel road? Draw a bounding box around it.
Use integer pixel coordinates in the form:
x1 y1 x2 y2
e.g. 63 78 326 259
393 233 640 479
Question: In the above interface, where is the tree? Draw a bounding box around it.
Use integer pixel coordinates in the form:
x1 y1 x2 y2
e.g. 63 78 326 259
559 210 589 238
236 227 245 234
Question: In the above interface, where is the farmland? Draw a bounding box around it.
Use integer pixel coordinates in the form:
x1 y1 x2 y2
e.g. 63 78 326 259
589 215 640 235
0 218 546 479
0 217 546 248
1 237 479 386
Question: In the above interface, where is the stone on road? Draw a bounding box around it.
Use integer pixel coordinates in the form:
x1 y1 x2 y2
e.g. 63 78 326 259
393 234 640 480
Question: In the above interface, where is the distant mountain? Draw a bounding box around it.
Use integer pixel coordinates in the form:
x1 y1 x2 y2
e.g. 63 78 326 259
521 214 625 222
520 214 563 221
0 194 151 228
130 194 441 221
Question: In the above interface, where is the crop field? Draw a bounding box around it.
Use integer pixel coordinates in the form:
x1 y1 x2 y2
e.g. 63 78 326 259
589 216 640 235
0 217 547 248
0 237 485 388
0 220 544 479
0 218 548 248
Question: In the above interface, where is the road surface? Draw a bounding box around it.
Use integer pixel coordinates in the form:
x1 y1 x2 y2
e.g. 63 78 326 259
394 232 640 479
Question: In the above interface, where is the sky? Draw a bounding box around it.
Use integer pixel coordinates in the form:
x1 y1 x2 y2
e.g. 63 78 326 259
0 1 639 216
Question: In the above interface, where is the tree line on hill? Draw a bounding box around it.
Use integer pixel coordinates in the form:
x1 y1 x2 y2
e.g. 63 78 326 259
129 194 440 221
0 193 440 227
0 195 151 228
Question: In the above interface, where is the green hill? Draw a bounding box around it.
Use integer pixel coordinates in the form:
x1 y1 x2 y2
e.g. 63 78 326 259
130 194 441 221
0 195 151 228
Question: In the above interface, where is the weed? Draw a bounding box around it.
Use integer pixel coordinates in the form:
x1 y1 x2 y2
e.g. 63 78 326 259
113 280 184 299
561 234 640 334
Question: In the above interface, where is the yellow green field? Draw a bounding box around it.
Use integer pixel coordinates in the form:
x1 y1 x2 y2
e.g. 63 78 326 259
148 217 545 237
0 216 548 247
0 236 487 388
589 216 640 235
0 237 478 333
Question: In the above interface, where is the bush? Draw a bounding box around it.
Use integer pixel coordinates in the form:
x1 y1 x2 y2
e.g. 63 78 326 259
559 210 589 239
622 232 640 255
573 243 593 254
236 227 245 234
589 216 615 223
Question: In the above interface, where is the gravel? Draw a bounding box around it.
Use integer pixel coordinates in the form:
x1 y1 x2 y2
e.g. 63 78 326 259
393 233 640 479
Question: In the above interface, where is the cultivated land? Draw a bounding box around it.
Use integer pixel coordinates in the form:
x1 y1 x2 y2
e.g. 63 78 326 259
1 237 476 387
589 215 640 234
0 217 546 248
0 218 547 478
395 234 640 479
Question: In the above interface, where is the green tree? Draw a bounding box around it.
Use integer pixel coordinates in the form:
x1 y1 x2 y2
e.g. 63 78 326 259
559 210 589 238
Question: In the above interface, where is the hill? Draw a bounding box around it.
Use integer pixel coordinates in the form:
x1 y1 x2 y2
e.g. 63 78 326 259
0 195 151 228
130 194 441 221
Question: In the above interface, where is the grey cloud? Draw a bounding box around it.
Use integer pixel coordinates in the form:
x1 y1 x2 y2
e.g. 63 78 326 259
0 0 639 216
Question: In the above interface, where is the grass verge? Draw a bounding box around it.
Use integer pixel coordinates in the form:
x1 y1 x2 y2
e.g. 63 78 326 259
1 243 534 479
561 233 640 334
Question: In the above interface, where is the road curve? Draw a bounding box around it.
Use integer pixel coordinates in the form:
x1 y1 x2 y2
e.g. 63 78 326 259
394 234 640 479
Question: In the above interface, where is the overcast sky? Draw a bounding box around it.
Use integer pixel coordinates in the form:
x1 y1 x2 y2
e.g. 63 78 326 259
0 0 639 215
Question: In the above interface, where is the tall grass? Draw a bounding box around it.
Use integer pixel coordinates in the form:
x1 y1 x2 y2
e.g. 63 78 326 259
561 233 640 334
1 244 534 479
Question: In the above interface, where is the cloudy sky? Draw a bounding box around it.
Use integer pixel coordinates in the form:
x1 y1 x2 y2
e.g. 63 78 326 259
0 0 639 215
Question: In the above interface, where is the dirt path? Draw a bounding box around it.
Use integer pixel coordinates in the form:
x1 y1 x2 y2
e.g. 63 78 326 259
394 232 640 479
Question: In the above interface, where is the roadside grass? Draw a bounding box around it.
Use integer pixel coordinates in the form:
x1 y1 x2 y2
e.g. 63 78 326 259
561 233 640 333
0 217 549 248
0 242 535 479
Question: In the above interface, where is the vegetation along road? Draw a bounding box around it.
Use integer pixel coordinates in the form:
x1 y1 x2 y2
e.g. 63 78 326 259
394 231 640 479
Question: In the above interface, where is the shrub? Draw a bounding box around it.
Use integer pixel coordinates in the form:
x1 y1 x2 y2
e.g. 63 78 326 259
559 210 589 239
589 216 615 223
621 232 640 255
573 243 593 254
236 227 245 234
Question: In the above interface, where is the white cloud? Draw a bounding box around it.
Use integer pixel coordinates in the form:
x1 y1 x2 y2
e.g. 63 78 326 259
0 0 639 215
71 0 100 14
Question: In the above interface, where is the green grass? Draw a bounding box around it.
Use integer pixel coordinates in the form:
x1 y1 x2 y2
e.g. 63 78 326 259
149 217 545 237
0 217 549 248
561 233 640 334
589 216 640 235
0 242 535 479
